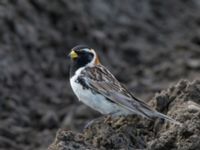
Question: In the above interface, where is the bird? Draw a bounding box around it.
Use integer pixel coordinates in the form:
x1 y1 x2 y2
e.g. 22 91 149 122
68 45 181 125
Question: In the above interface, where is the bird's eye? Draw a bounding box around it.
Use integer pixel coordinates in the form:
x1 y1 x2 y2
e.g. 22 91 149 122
78 50 86 55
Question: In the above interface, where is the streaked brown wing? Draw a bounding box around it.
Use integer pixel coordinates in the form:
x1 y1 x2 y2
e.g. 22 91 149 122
80 65 154 118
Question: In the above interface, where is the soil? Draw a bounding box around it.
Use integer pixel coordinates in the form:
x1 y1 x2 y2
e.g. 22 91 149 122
48 80 200 150
0 0 200 150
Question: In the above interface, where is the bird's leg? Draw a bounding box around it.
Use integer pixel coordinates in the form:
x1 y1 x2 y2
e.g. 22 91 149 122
84 111 121 129
103 111 122 124
84 115 105 129
84 113 116 129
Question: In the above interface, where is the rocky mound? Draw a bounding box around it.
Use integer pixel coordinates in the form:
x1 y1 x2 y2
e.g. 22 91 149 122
48 80 200 150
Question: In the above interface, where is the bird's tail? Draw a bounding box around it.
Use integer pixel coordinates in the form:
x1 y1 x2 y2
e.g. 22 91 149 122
140 107 182 126
152 111 182 126
112 92 182 125
135 101 182 126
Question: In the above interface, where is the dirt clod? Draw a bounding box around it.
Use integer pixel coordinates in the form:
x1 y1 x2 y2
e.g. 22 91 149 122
49 80 200 150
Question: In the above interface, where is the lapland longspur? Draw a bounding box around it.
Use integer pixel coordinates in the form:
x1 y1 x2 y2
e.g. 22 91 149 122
68 45 181 125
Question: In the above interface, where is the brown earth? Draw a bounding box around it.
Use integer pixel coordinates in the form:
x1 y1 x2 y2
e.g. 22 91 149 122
0 0 200 150
48 80 200 150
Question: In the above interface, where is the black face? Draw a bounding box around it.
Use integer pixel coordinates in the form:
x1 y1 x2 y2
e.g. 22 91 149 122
69 45 94 77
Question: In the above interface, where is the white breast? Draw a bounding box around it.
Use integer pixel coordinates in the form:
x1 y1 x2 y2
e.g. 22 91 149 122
70 68 127 115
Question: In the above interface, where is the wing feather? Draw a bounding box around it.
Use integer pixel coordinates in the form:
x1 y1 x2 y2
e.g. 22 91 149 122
80 65 155 118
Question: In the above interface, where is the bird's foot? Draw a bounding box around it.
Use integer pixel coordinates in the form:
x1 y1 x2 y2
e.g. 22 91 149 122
103 115 112 124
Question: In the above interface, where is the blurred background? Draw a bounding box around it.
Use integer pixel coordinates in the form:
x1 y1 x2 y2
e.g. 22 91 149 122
0 0 200 149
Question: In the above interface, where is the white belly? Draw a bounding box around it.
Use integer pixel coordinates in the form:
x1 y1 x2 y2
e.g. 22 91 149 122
70 76 130 115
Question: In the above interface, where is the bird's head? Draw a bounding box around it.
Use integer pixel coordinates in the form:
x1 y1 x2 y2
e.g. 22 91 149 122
68 45 100 76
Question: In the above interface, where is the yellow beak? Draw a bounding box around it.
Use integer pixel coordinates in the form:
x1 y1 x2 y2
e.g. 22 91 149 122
69 50 78 59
